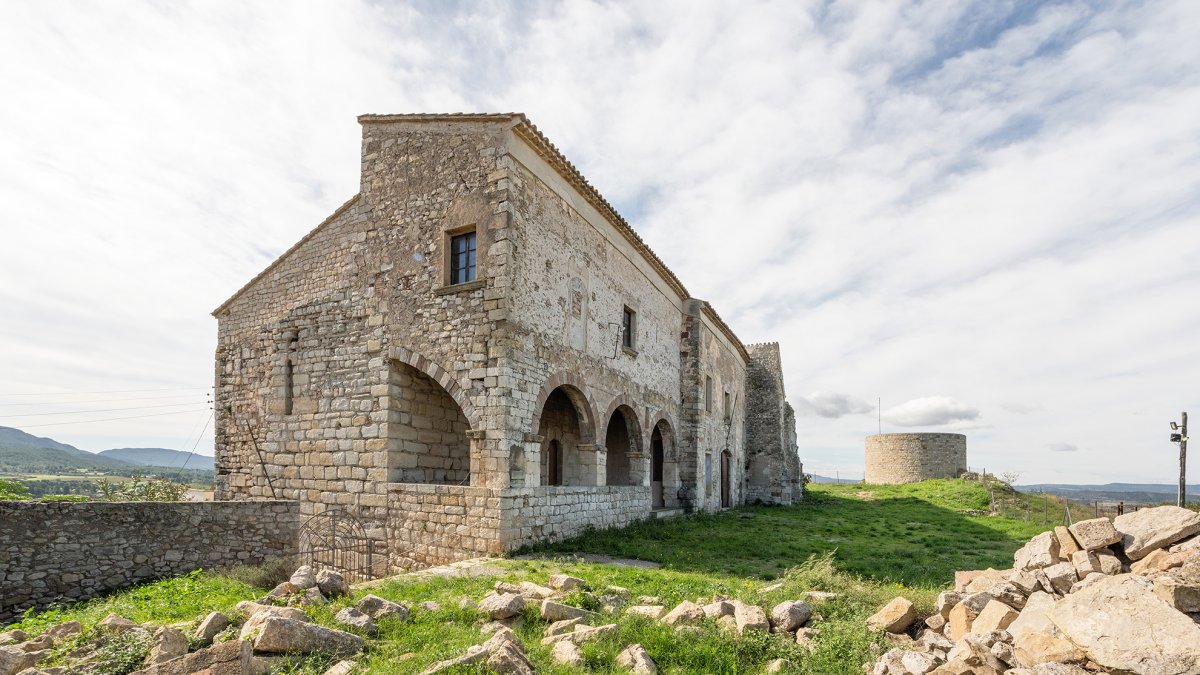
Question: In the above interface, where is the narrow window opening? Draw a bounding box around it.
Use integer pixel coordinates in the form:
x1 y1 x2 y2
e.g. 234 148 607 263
704 376 713 413
621 306 636 350
450 231 477 284
723 391 731 421
283 338 297 415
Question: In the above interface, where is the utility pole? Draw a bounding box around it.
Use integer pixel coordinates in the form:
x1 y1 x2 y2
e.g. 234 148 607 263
1171 412 1188 507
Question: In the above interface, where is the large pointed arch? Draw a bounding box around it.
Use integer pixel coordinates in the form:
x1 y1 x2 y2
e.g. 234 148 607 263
388 346 481 430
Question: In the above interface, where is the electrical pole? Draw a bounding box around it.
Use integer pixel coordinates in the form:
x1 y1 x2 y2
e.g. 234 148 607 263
1179 412 1188 508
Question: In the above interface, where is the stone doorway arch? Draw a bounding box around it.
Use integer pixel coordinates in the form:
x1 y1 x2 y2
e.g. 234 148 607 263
536 384 597 486
604 404 642 486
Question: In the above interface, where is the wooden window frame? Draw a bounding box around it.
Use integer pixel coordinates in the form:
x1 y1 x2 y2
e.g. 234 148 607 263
441 224 483 291
621 306 637 355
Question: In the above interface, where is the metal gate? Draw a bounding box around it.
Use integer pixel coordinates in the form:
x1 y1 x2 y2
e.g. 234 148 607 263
297 509 375 584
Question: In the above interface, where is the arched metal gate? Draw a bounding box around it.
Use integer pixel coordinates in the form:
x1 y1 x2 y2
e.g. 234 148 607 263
297 509 374 584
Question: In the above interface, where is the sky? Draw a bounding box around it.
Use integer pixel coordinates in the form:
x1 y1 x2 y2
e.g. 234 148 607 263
0 0 1197 484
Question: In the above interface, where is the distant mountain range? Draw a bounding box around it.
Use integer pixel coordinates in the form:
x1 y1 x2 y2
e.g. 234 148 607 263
0 426 213 474
1016 482 1200 505
810 474 860 485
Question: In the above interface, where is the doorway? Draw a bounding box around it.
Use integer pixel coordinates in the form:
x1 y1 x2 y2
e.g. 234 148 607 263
651 429 664 508
720 450 731 508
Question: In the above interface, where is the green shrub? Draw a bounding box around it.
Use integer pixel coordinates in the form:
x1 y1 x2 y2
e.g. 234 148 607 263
0 478 30 500
221 557 295 591
95 475 189 502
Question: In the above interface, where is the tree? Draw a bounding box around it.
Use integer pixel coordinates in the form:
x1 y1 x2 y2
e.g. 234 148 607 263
0 478 31 501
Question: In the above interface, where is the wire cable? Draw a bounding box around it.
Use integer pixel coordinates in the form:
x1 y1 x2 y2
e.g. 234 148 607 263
0 387 209 397
0 401 209 418
17 408 214 429
0 393 210 407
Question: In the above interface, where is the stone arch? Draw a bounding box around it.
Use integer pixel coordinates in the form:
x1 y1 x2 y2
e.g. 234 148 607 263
530 372 596 444
650 417 680 509
385 357 473 485
388 346 481 431
604 403 643 486
536 384 598 486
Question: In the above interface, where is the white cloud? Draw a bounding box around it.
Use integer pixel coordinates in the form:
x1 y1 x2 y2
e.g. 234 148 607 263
1049 443 1079 453
795 392 875 419
883 397 981 428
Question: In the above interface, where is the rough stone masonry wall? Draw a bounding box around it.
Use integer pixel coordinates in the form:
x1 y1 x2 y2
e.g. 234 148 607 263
0 500 297 623
743 342 801 504
864 433 967 484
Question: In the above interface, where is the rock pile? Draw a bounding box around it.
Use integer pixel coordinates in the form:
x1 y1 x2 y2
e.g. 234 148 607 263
865 505 1200 675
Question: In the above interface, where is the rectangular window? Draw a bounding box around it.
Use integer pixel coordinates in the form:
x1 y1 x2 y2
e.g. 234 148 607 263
622 307 635 349
449 231 476 285
705 376 713 413
705 453 713 485
724 391 731 421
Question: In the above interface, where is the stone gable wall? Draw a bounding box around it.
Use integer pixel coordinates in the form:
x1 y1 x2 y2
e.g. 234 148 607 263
865 433 967 484
0 500 297 623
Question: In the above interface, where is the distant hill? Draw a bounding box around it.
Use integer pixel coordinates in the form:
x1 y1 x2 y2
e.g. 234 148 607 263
0 426 134 472
1017 482 1200 505
100 447 213 469
810 474 861 485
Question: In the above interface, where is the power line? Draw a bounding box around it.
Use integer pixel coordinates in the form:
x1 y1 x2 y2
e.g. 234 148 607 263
0 387 209 397
17 408 214 429
176 410 215 480
0 401 209 419
0 394 210 407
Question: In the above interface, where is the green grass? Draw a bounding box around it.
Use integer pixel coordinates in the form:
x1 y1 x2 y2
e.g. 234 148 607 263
6 479 1060 674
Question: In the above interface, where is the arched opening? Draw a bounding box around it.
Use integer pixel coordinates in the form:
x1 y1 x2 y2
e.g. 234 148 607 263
604 405 641 486
537 386 593 486
386 361 471 484
650 419 679 509
720 450 732 508
651 428 665 507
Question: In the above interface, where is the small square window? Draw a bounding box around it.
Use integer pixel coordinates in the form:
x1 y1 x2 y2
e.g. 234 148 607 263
622 307 636 350
449 231 476 285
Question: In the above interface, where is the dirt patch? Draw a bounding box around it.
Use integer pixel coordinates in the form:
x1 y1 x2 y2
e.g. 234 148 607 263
854 491 878 500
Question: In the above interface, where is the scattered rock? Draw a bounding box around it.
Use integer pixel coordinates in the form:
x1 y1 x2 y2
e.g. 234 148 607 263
322 661 358 675
935 591 963 618
925 613 946 632
0 647 39 675
240 613 363 658
764 658 791 673
544 618 582 637
540 600 595 623
334 608 378 636
701 600 734 618
1014 532 1061 571
235 602 307 622
796 626 819 650
417 601 441 612
129 639 252 675
517 581 556 599
1053 526 1081 557
1153 573 1200 612
716 615 738 633
867 597 917 634
971 600 1019 633
0 632 25 648
550 640 584 667
194 611 231 645
486 639 535 675
541 623 617 646
1041 562 1078 595
1013 631 1086 669
479 593 525 620
357 594 409 621
1048 574 1200 674
1067 518 1122 551
146 627 188 665
547 574 586 592
733 601 770 634
986 581 1027 610
770 600 813 632
661 601 704 626
290 566 317 590
97 613 140 634
41 623 81 642
301 587 327 606
964 569 1010 593
269 581 301 599
637 595 663 605
803 591 839 602
316 569 350 598
615 643 658 674
1006 591 1059 642
626 605 667 620
1131 548 1170 575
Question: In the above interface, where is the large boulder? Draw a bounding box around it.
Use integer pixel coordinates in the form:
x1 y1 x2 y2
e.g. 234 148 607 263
479 593 525 620
0 646 39 675
1014 532 1061 571
1113 505 1200 560
1067 518 1121 551
540 601 595 623
971 600 1019 633
289 566 317 590
315 569 349 598
333 607 378 636
130 640 253 675
356 594 409 621
546 574 586 592
661 601 705 626
194 611 231 645
866 597 916 634
615 643 658 674
240 613 363 658
146 627 189 665
1048 574 1200 674
732 601 770 634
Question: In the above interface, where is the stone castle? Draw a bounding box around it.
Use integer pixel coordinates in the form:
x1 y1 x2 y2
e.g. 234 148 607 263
212 113 802 571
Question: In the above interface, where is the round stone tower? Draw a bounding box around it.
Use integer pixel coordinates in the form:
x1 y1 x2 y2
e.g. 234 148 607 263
864 433 967 484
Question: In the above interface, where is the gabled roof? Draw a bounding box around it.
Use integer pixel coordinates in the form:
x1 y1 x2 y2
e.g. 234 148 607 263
213 113 750 362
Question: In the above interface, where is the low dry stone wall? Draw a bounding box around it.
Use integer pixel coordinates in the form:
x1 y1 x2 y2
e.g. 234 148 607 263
388 484 650 569
865 433 967 484
0 500 298 623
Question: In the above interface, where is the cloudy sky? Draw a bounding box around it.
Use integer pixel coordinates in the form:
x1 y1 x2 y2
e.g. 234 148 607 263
1 0 1197 484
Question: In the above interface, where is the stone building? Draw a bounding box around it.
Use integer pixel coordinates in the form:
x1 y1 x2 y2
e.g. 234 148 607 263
864 433 966 484
213 113 802 571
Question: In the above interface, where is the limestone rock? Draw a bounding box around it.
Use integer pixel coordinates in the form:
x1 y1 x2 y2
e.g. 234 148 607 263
1013 631 1086 669
334 608 378 636
796 626 819 650
551 640 584 667
1153 574 1200 612
955 570 993 592
301 588 327 606
97 613 140 634
315 569 349 598
1114 505 1200 560
1007 570 1042 596
129 639 252 675
701 600 734 618
290 566 317 589
1014 533 1061 571
1067 518 1121 551
733 601 770 634
716 615 738 633
936 591 963 618
194 611 231 645
20 635 51 652
901 650 940 674
661 601 704 626
240 613 363 658
960 592 993 615
1006 591 1059 642
764 658 791 673
540 623 616 646
946 603 975 641
1053 526 1081 558
971 600 1019 634
1048 574 1200 674
770 600 813 632
486 640 534 675
544 618 581 637
235 602 307 622
1131 548 1169 575
356 594 409 621
547 574 586 592
517 581 555 599
1030 664 1089 675
803 591 839 602
0 647 39 675
615 643 658 674
479 592 525 620
0 632 25 648
268 581 300 599
986 582 1028 610
146 627 189 665
322 661 358 675
1041 563 1077 595
867 597 917 634
925 613 947 632
41 623 81 641
494 582 521 595
626 605 666 620
1170 532 1200 553
964 569 1010 593
540 600 595 623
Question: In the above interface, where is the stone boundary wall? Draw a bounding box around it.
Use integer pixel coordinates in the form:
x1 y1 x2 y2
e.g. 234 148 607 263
388 484 650 570
0 500 298 623
865 433 967 484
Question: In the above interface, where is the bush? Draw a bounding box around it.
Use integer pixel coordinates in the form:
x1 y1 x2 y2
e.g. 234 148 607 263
0 478 30 501
95 475 189 502
222 557 296 591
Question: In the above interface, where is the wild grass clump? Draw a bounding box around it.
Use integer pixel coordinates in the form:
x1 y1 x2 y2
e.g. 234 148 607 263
221 556 295 590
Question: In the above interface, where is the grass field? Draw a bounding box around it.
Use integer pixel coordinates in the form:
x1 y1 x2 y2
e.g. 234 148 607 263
6 479 1056 674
